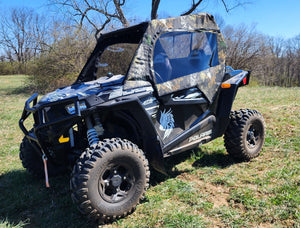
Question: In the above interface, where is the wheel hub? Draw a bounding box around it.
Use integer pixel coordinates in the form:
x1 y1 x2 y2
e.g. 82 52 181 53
111 175 122 187
246 123 262 149
98 165 134 203
248 131 255 139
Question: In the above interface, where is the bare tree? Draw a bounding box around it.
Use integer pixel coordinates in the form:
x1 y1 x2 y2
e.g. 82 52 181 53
153 0 250 19
0 7 52 74
51 0 129 38
0 8 33 63
52 0 249 36
181 0 204 16
282 36 300 86
181 0 251 16
151 0 205 19
0 8 49 62
223 24 269 70
151 0 161 20
28 19 96 92
223 23 300 87
220 0 251 12
31 14 51 55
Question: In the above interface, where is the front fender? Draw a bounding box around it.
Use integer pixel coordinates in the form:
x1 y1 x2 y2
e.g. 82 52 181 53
97 97 166 174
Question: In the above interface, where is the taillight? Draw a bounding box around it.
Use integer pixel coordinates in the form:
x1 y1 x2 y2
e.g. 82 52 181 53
242 76 247 85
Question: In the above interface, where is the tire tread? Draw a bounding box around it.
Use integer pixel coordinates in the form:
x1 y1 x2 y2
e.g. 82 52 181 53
70 138 150 222
224 109 265 160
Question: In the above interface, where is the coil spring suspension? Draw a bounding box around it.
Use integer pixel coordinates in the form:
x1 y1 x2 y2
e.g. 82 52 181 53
85 116 100 146
87 128 99 146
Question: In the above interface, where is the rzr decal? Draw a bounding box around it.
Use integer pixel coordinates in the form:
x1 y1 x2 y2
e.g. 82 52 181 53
159 109 175 140
188 129 212 143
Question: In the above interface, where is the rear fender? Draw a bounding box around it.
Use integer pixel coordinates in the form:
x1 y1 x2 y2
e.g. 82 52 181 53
222 69 250 87
214 70 250 137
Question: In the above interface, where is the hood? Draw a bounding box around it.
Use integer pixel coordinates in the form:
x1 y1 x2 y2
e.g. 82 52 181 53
39 75 125 103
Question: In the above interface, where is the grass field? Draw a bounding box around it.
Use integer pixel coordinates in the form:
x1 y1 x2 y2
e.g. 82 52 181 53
0 75 299 228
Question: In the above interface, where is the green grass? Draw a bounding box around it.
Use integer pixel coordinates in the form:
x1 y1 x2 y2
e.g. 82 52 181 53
0 75 299 227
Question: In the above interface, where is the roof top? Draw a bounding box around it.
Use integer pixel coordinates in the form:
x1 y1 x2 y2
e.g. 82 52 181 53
147 13 220 34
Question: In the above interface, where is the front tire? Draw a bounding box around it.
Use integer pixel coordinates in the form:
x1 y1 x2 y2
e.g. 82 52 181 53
224 109 266 160
20 135 67 177
70 138 150 222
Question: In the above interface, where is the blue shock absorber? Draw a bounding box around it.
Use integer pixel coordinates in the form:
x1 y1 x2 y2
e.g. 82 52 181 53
85 116 100 146
87 128 99 146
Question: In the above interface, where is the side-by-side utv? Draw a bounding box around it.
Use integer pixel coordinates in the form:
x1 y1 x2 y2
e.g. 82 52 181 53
19 13 265 222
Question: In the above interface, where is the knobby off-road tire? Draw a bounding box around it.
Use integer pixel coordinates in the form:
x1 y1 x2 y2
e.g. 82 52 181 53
19 135 67 178
70 138 150 222
224 109 266 161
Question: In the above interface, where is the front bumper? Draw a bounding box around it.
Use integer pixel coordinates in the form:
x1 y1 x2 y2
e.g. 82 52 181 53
19 93 83 148
19 93 39 142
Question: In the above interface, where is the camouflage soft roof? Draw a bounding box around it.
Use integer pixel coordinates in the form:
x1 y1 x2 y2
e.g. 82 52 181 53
125 13 226 102
147 13 219 33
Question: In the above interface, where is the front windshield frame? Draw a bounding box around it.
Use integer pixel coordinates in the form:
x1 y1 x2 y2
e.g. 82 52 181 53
74 22 148 85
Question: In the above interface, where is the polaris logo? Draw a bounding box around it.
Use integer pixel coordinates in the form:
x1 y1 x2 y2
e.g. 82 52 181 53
188 130 212 143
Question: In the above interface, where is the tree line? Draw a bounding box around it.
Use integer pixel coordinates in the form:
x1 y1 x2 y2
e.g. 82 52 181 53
0 1 299 92
224 24 300 87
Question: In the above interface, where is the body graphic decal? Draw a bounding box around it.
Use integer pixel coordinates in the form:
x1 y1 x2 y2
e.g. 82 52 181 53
159 109 175 140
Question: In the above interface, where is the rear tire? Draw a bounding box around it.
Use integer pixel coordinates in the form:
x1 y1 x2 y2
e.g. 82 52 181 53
70 138 150 222
224 109 266 160
19 135 67 178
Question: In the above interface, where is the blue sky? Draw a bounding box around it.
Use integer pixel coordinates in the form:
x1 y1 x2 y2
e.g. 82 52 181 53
0 0 299 39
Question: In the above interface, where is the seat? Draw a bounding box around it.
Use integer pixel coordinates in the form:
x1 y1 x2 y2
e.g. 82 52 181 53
153 53 172 83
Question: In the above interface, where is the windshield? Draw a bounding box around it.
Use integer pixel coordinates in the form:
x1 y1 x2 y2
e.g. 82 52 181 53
74 22 148 84
95 43 138 78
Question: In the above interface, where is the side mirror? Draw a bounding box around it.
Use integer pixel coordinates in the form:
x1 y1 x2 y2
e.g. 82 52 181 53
107 72 113 78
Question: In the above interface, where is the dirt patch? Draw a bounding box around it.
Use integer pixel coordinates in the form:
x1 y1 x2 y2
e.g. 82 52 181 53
177 172 230 208
257 223 273 228
205 183 230 208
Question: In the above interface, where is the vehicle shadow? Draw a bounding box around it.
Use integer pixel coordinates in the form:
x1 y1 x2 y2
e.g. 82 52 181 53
192 150 238 169
148 150 195 186
0 170 97 228
0 150 239 227
149 148 239 187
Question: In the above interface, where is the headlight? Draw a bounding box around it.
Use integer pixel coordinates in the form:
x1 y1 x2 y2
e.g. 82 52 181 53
65 101 87 114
